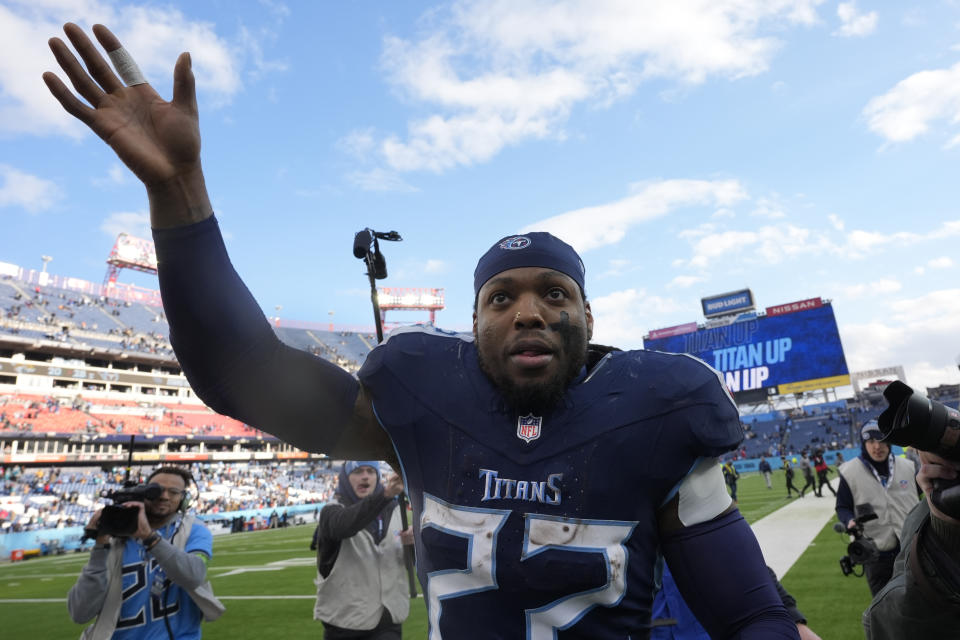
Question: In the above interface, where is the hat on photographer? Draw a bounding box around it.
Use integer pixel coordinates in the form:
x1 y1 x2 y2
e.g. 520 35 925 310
861 421 883 442
860 420 891 465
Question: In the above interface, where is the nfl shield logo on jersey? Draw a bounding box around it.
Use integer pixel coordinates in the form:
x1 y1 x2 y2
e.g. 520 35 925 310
517 414 542 443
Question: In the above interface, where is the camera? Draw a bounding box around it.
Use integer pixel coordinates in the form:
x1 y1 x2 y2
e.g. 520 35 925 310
83 482 163 539
836 503 880 577
879 381 960 518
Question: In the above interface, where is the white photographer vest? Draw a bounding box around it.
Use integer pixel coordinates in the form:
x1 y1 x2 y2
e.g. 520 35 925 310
313 501 410 630
838 456 919 551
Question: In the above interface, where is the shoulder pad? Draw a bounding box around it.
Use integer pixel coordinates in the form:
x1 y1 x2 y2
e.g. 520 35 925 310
621 350 743 456
359 325 471 380
358 326 482 421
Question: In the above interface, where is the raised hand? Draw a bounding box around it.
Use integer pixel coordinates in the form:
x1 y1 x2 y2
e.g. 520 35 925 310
383 472 405 499
43 23 211 227
917 450 960 525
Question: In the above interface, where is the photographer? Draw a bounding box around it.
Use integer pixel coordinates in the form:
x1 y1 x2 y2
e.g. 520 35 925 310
312 461 414 640
836 422 920 596
863 451 960 638
67 466 224 639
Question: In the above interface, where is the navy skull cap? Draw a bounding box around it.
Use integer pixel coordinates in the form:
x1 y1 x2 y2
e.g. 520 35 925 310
474 232 585 296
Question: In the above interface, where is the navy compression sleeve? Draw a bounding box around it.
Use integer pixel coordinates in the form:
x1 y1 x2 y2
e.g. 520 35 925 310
661 509 799 639
835 476 855 525
153 216 358 453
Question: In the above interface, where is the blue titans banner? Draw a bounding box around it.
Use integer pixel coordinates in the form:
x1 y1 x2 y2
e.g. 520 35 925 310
643 303 850 396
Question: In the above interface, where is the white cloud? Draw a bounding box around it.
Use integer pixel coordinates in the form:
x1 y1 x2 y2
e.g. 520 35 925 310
424 259 447 274
339 129 378 160
840 279 902 299
367 0 824 172
236 24 288 83
0 1 267 138
0 164 62 212
841 288 960 390
864 61 960 144
667 275 705 289
521 178 747 253
598 258 644 279
750 196 787 219
589 287 685 348
927 256 954 269
684 224 832 268
834 2 878 37
827 213 845 231
92 163 128 187
100 210 151 239
258 0 291 19
347 168 418 193
679 223 718 240
679 218 960 267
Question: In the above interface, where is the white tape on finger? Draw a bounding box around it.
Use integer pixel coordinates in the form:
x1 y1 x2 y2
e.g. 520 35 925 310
107 47 147 86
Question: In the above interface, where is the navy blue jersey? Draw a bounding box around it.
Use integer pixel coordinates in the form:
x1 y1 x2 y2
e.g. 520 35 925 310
358 326 742 639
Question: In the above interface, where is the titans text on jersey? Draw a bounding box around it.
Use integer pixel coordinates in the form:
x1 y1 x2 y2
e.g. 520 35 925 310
479 469 563 504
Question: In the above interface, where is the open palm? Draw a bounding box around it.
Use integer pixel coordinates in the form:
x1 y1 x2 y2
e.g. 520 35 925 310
43 23 200 188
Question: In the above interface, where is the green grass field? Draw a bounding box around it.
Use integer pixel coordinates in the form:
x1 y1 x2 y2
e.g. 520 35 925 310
0 471 874 638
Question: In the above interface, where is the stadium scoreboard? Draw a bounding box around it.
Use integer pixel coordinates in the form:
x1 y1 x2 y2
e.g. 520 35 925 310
644 297 850 402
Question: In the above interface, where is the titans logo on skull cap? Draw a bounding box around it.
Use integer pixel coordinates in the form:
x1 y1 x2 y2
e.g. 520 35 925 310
499 236 531 250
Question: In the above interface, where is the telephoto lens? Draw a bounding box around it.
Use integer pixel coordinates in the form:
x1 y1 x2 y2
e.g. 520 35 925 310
880 381 960 518
879 381 960 462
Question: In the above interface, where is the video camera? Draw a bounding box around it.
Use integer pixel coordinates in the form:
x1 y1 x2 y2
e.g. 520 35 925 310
879 381 960 519
82 482 162 540
835 503 880 577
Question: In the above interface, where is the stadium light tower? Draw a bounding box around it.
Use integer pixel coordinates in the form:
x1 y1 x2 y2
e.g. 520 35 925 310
377 287 445 325
40 255 52 273
104 232 158 287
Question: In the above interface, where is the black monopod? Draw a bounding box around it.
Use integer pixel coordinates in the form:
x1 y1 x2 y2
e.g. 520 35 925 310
353 227 418 598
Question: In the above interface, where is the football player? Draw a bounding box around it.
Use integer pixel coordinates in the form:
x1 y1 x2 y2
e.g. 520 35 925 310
45 23 798 639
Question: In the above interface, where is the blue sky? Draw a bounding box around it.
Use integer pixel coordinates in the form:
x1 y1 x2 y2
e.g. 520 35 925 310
1 0 959 391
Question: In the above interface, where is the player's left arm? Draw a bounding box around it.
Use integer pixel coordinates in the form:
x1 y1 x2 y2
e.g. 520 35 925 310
148 521 212 590
657 459 799 639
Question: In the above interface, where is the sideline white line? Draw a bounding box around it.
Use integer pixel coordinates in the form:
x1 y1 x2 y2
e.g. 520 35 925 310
0 596 319 603
751 478 840 579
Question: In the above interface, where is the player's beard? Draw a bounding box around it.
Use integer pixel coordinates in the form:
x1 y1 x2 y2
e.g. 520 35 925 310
477 322 589 416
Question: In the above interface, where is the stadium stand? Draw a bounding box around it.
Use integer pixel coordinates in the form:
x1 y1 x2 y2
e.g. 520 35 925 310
0 462 339 534
2 264 959 556
2 273 372 373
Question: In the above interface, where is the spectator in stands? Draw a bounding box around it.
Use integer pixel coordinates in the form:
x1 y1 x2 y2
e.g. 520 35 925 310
311 461 413 639
799 454 816 498
811 449 836 497
67 466 225 637
759 457 773 490
836 421 920 596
